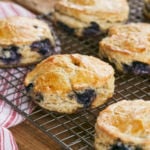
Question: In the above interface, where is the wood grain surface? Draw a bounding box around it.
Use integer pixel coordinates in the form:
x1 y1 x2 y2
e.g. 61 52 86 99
10 121 62 150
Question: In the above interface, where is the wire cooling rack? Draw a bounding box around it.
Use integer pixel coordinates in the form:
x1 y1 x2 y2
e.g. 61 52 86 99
0 0 150 149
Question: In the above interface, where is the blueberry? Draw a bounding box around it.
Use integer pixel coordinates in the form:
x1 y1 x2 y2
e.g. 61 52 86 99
31 39 54 56
123 61 150 75
74 89 96 107
33 25 38 29
111 142 130 150
110 141 143 150
83 22 100 37
25 83 33 92
0 46 21 64
57 21 75 35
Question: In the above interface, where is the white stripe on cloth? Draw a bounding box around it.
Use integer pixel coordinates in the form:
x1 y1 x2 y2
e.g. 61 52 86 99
0 2 36 149
0 127 18 150
0 2 35 18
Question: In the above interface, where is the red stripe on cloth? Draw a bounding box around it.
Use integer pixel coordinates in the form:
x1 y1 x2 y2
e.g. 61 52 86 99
0 127 18 150
0 4 7 17
0 72 10 95
0 72 13 127
0 2 36 149
0 6 5 18
0 2 35 126
1 127 4 150
3 109 17 128
9 3 20 16
10 2 35 18
0 72 15 127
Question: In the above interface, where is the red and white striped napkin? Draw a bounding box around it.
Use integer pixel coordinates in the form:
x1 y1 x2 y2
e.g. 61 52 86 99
0 127 18 150
0 2 35 150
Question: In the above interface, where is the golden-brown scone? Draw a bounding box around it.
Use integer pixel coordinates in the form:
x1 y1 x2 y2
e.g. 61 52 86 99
95 100 150 150
53 0 129 37
0 16 60 68
144 0 150 18
24 54 114 114
14 0 56 14
99 23 150 75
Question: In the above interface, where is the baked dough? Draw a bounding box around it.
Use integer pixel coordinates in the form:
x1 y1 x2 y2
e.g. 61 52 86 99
24 54 114 114
95 100 150 150
99 23 150 75
14 0 56 14
0 16 60 67
144 0 150 18
53 0 129 37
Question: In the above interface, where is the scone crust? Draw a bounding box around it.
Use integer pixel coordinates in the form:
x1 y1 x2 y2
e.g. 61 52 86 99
0 16 60 67
99 23 150 71
0 16 54 45
24 54 114 114
95 100 150 150
54 0 129 36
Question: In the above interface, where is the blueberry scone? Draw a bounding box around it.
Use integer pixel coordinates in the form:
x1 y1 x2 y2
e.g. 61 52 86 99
95 100 150 150
144 0 150 18
24 54 114 114
53 0 129 37
99 23 150 75
0 16 60 68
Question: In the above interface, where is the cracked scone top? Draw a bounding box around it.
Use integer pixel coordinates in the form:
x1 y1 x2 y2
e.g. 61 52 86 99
24 54 114 114
0 16 60 67
99 23 150 75
95 100 150 150
53 0 129 37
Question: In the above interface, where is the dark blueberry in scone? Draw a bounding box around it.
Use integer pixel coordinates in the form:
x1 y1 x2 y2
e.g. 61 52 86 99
83 22 101 37
24 54 114 114
57 21 75 35
0 46 21 64
25 83 34 92
0 16 61 68
100 23 150 75
54 0 129 37
110 141 143 150
25 83 43 102
75 89 96 107
123 61 150 75
95 100 149 150
31 39 54 56
110 142 129 150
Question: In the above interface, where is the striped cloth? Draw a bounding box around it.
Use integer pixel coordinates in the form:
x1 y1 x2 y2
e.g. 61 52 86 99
0 2 35 150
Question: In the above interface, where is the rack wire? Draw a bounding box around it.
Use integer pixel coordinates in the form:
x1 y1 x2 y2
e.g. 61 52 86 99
0 0 150 149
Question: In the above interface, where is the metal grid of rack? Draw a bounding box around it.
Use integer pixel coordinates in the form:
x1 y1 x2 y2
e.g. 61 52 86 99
0 0 150 149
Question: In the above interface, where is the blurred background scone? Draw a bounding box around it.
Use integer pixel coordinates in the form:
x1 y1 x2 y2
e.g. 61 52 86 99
24 54 114 114
53 0 129 37
99 23 150 75
95 100 150 150
14 0 56 14
0 16 60 67
144 0 150 18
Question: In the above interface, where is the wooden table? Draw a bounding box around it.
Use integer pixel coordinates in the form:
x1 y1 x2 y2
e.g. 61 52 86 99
10 121 62 150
